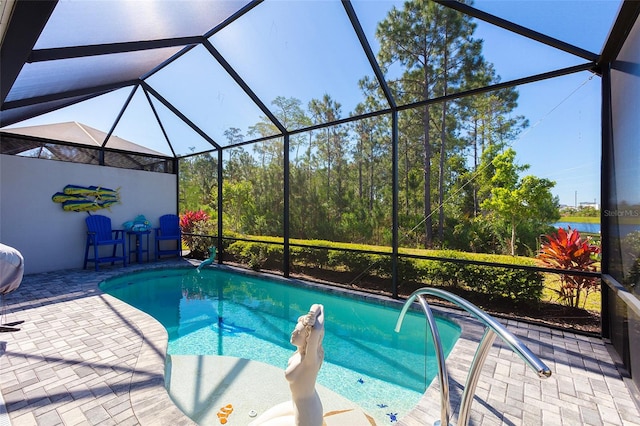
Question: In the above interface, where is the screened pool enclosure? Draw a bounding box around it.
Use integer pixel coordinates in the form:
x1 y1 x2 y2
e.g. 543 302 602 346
1 0 639 398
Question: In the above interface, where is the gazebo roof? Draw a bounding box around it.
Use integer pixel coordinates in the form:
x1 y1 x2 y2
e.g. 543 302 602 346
0 121 167 156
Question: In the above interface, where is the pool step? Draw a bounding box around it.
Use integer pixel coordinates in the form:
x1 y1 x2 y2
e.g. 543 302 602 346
166 355 376 425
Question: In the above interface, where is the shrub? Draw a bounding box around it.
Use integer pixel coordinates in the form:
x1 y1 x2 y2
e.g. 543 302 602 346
294 246 328 268
501 268 544 303
179 209 209 232
537 227 601 308
186 220 217 259
327 250 371 272
180 210 210 257
429 261 465 287
226 240 282 271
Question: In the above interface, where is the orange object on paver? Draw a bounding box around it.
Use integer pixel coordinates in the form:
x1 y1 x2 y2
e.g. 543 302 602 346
217 404 234 424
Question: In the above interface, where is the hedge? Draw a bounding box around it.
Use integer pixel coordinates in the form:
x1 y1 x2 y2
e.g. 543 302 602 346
225 238 543 303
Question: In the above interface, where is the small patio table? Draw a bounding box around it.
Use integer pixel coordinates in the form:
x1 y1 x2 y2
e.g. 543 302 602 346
127 230 151 263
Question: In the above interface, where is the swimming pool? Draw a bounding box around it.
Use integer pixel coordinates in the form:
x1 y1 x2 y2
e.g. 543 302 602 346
101 267 461 423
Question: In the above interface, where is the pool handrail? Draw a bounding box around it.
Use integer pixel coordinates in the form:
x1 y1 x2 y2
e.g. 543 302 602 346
395 287 552 426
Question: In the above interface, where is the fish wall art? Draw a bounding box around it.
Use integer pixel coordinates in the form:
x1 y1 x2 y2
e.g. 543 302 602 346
52 184 120 212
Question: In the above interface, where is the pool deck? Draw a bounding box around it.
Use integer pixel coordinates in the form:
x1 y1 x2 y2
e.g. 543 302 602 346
0 259 639 426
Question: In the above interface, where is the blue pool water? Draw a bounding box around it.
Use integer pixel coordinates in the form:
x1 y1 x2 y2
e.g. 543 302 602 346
101 267 461 422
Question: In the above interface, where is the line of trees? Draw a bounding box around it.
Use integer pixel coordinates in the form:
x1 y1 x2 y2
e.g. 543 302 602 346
179 0 560 257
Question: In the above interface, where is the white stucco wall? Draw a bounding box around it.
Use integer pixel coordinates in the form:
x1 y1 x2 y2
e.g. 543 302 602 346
0 154 177 274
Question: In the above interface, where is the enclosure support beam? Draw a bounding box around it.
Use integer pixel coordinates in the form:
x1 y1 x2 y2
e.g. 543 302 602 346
599 64 612 339
0 0 58 104
391 110 399 298
218 149 224 263
284 133 291 277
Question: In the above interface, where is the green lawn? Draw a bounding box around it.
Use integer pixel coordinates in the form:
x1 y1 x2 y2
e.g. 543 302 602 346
559 216 600 224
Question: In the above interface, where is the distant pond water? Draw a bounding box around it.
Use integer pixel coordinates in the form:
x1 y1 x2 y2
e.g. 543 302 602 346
554 221 601 234
554 221 640 237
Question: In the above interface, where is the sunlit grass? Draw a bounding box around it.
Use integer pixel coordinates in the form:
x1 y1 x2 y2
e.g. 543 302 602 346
542 274 601 313
559 216 600 223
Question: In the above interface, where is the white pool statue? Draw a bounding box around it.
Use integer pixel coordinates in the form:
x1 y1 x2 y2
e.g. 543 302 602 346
250 303 325 426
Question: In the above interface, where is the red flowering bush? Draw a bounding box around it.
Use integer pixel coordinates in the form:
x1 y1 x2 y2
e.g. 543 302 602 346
180 210 209 233
537 227 601 308
180 210 211 258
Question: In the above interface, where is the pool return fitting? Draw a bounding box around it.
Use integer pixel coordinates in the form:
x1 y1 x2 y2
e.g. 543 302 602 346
395 288 552 426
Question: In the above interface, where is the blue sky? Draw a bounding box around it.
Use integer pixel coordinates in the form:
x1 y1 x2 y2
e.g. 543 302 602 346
511 73 601 208
6 0 621 207
466 0 619 208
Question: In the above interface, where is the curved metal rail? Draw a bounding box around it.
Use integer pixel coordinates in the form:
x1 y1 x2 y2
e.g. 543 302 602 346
395 288 552 426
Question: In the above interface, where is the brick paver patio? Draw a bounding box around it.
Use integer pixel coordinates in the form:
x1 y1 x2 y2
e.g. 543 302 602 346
1 260 639 425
